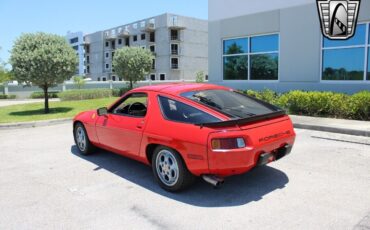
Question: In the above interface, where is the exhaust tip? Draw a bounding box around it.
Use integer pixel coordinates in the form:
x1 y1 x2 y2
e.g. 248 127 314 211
202 175 225 188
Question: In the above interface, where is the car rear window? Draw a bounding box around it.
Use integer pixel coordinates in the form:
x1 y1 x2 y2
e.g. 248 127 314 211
181 90 280 119
158 96 221 124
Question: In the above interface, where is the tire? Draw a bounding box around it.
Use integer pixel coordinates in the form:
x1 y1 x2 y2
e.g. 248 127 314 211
152 146 195 192
74 122 96 155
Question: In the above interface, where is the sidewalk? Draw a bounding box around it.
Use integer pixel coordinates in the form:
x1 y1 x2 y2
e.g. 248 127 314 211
291 115 370 137
0 99 60 107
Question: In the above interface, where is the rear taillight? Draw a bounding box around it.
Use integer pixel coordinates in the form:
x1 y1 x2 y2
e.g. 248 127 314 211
211 138 246 150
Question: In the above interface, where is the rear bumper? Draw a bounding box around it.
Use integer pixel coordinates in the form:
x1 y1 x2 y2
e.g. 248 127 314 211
205 135 295 177
257 144 293 166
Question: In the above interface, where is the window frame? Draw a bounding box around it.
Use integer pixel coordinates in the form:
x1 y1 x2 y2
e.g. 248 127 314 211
159 73 166 81
157 95 221 125
320 22 370 83
108 92 149 118
222 32 280 82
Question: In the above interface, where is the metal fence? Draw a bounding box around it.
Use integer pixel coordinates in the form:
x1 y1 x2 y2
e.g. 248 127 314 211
1 80 197 99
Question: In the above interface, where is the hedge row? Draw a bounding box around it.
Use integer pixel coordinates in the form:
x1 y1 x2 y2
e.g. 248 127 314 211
30 91 59 99
58 89 113 101
0 94 16 99
245 89 370 121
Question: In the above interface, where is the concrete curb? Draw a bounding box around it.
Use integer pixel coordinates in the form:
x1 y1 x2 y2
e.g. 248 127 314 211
0 118 72 130
0 117 369 137
293 123 370 137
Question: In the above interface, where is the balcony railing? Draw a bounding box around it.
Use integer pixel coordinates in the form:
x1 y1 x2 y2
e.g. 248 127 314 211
118 30 130 37
171 36 180 41
105 32 117 41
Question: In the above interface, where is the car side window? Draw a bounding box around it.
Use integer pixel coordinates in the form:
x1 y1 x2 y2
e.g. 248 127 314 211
158 96 221 124
110 93 148 117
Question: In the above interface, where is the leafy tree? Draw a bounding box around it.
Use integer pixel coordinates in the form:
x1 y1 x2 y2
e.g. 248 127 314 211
250 54 278 80
0 47 12 83
113 47 153 89
0 64 12 83
73 75 86 89
225 43 244 55
10 32 77 113
196 71 205 83
224 56 248 80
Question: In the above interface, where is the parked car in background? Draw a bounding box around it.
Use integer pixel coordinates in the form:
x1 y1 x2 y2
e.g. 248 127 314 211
73 83 296 192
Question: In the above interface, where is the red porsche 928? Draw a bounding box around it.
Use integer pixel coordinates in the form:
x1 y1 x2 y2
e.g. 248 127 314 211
73 83 296 192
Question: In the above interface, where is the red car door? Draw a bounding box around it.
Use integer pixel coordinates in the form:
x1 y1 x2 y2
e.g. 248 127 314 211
95 92 148 156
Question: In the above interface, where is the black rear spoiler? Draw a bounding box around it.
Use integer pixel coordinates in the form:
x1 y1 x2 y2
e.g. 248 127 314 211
195 110 286 128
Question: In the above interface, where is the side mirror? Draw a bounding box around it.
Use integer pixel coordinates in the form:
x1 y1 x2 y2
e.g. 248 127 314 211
97 107 108 116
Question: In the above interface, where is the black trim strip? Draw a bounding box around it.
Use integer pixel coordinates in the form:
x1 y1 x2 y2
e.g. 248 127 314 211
195 110 286 128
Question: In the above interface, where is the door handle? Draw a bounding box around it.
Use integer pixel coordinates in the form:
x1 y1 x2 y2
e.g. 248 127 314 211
136 120 145 129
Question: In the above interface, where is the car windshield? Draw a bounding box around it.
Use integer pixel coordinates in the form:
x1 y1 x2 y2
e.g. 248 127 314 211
181 90 280 119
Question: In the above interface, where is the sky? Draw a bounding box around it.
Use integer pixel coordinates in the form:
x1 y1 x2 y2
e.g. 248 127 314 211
0 0 208 63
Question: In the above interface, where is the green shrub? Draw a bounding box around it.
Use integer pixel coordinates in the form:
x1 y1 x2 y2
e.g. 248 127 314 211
112 87 130 97
30 91 59 99
244 89 369 121
277 91 349 118
246 89 279 104
58 89 113 101
347 91 370 120
0 94 16 99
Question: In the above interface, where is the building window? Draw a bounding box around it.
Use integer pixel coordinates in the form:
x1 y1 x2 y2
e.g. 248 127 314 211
152 59 156 70
112 76 116 81
222 34 279 81
133 35 137 42
86 56 90 64
171 30 179 41
98 77 101 81
111 40 115 49
118 39 122 45
105 41 109 47
322 23 369 81
141 33 146 40
112 52 115 60
86 66 90 74
223 38 248 80
171 44 179 55
105 52 109 58
102 77 107 81
171 58 179 69
125 37 130 46
73 45 78 51
85 45 90 53
150 32 155 42
149 45 155 53
160 74 166 81
133 23 138 29
250 34 279 80
105 63 109 69
141 21 146 28
150 74 156 81
70 37 78 44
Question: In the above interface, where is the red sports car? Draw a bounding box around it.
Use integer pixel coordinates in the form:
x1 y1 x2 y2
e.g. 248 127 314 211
73 83 295 192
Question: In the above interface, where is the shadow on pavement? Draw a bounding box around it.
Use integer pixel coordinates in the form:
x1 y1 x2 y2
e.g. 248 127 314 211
71 145 289 207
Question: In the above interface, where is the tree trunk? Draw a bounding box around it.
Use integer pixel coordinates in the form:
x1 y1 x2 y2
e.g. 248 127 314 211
43 86 49 114
129 80 133 89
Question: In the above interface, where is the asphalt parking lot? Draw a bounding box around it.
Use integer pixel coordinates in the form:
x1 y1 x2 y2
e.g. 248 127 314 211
0 123 369 230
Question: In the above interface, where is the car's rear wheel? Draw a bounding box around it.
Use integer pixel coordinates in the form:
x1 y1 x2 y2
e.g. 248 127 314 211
152 146 195 192
74 122 95 155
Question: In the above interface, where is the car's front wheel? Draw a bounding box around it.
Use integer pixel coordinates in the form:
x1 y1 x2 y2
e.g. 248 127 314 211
152 146 195 192
74 122 95 155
